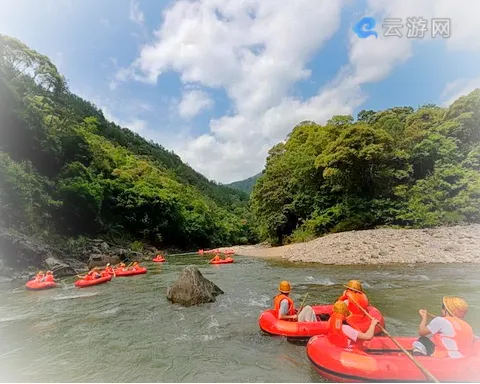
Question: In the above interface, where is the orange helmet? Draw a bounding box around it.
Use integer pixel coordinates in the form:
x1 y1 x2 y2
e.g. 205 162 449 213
133 262 138 265
443 296 468 318
333 301 351 316
120 263 126 267
343 280 363 293
279 280 291 294
37 271 44 275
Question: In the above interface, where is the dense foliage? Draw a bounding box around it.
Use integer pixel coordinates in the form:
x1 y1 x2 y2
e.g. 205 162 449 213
0 35 257 249
226 172 262 194
251 94 480 245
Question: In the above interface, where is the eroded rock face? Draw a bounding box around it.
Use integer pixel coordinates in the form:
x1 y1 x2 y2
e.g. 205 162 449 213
0 229 53 269
44 257 77 278
166 265 223 307
0 229 85 279
87 254 121 268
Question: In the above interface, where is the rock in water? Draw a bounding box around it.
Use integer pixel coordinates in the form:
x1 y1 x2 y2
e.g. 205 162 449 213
87 254 120 268
44 257 77 278
166 265 223 307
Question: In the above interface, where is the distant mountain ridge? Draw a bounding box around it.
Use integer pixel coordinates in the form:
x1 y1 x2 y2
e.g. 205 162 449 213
226 172 262 193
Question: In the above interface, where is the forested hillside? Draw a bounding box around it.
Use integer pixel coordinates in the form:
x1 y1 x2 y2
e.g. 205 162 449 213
251 94 480 245
0 35 257 250
2 35 479 254
226 172 262 194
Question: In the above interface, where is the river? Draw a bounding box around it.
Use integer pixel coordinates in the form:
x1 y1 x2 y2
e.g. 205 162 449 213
1 254 480 382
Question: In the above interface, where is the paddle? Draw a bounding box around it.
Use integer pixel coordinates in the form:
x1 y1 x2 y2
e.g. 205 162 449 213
349 297 439 383
298 293 309 313
117 262 134 271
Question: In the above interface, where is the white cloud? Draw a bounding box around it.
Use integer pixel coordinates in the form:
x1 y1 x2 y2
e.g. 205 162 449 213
441 77 480 106
101 106 147 134
178 90 214 119
117 0 480 183
129 0 145 26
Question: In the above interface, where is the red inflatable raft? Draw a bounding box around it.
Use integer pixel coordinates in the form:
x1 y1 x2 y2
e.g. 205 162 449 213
75 274 112 288
114 267 147 277
306 335 480 382
25 280 57 290
258 304 384 339
152 256 166 262
210 258 234 265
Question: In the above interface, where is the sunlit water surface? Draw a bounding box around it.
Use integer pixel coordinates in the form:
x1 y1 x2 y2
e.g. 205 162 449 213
1 254 479 382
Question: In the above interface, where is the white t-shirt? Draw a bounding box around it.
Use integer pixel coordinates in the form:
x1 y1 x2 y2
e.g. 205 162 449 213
342 324 359 342
427 317 462 358
278 299 290 318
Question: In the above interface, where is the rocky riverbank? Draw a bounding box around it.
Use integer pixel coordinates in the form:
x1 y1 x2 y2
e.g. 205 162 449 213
220 225 480 265
0 228 167 282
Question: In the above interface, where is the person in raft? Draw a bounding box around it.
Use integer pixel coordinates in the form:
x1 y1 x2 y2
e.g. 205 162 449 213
118 263 128 271
211 254 221 263
104 263 114 275
87 267 102 279
339 280 369 312
100 263 113 277
131 261 143 270
412 296 474 358
337 280 370 326
34 271 45 282
327 301 379 347
44 270 55 282
274 280 318 322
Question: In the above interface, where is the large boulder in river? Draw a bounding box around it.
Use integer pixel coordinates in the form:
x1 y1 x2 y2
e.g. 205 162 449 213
166 265 223 307
87 254 121 268
44 257 77 278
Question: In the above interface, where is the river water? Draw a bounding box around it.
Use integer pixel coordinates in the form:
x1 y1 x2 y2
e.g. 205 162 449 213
1 254 479 382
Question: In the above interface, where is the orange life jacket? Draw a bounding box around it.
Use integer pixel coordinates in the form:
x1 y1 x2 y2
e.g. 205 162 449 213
327 312 363 349
44 274 54 282
105 267 114 274
86 271 100 280
273 294 295 317
339 290 369 315
432 317 474 358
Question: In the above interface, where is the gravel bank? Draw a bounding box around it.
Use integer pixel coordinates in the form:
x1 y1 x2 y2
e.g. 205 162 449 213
220 225 480 264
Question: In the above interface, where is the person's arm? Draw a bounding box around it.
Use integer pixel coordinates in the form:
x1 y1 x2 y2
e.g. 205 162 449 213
418 309 432 336
338 290 347 302
356 318 379 341
278 299 297 320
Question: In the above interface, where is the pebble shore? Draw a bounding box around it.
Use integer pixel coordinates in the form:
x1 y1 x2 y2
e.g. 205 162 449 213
220 225 480 264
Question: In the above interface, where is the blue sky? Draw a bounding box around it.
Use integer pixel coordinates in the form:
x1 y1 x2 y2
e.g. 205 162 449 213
1 0 479 183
